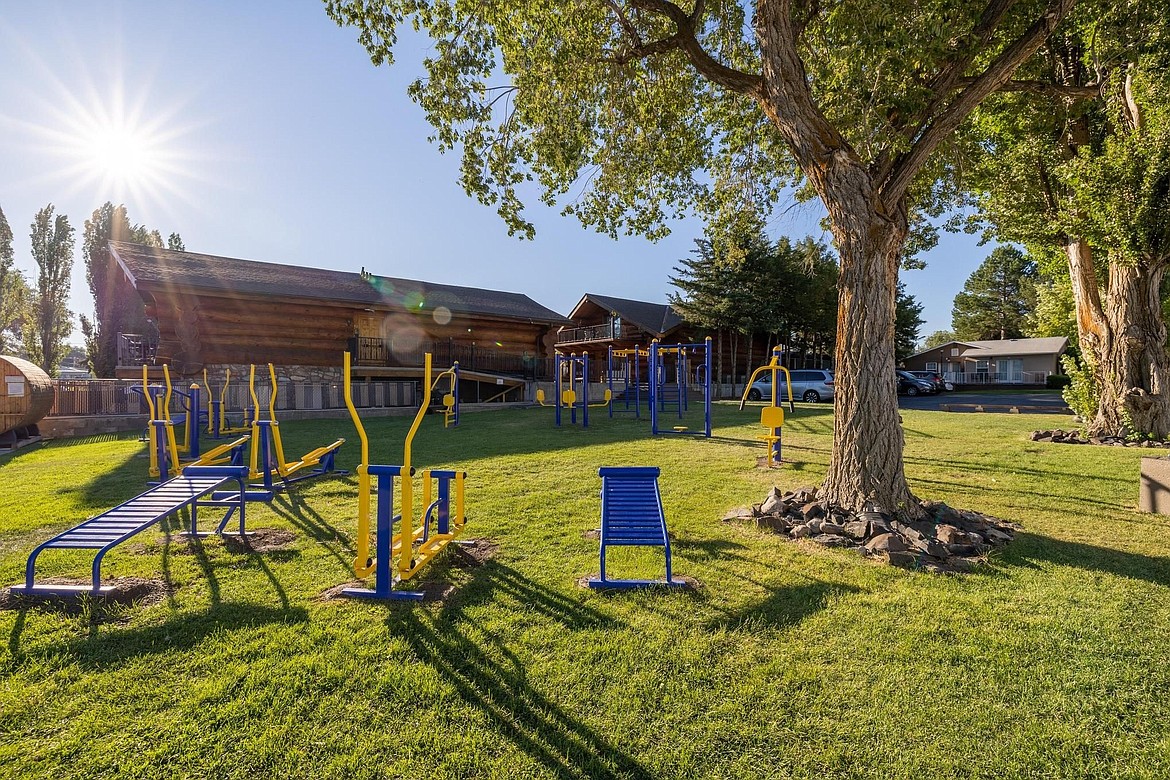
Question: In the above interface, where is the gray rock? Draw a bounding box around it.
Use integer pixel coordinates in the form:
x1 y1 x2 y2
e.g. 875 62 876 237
811 533 853 548
800 501 825 520
865 533 908 553
790 524 812 539
935 524 965 545
843 520 870 539
886 551 917 567
721 506 755 522
910 536 949 559
820 521 846 535
760 493 788 515
756 514 791 533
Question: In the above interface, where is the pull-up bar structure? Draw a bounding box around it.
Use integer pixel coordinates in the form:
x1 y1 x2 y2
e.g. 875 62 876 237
649 337 712 438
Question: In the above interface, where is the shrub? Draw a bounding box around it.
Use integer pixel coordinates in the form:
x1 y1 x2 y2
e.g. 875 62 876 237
1060 354 1098 424
1046 374 1072 389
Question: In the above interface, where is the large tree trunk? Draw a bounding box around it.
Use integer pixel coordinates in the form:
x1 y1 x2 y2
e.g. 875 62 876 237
1067 239 1170 437
819 196 919 517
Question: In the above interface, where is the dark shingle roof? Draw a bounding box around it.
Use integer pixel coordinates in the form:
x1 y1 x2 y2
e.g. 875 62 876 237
574 293 685 336
110 242 571 324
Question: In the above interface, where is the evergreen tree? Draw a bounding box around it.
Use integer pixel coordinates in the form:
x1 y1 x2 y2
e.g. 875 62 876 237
24 205 74 375
894 282 925 361
951 247 1037 340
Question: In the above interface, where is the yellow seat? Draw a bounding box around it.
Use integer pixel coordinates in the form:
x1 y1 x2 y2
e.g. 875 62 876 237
562 389 577 406
761 406 785 429
759 406 784 465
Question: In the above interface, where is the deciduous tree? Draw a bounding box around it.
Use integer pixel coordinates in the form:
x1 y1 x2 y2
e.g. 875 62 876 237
0 205 29 353
329 0 1076 516
81 203 180 376
969 13 1170 437
24 205 74 375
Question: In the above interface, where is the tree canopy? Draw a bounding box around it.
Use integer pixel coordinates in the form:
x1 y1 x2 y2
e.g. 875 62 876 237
328 0 1078 515
24 205 73 375
0 205 29 354
80 203 177 377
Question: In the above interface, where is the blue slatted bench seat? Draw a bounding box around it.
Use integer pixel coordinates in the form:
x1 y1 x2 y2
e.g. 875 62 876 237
10 465 249 597
591 466 684 589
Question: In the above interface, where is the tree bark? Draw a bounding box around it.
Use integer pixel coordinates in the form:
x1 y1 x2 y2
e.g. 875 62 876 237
1068 239 1170 437
817 193 919 516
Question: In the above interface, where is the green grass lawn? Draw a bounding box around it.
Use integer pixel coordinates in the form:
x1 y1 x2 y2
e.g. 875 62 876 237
2 403 1168 779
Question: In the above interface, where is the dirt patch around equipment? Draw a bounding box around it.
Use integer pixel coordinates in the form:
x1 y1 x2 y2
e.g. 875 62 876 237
317 538 499 603
576 573 703 592
1 576 169 618
221 528 297 554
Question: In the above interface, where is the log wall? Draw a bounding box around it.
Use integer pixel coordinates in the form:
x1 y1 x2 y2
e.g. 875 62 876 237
139 288 558 378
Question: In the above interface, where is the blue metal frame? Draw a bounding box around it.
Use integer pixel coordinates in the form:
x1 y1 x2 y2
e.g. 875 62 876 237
590 466 684 589
341 465 466 601
554 352 590 428
607 345 644 419
12 465 249 597
248 419 344 493
649 337 712 438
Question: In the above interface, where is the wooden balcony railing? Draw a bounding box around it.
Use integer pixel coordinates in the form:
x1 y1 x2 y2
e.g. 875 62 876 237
349 337 552 380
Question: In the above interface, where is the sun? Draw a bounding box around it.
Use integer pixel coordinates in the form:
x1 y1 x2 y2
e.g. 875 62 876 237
83 123 159 185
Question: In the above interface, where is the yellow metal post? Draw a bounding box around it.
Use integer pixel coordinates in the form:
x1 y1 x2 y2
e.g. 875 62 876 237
342 352 375 578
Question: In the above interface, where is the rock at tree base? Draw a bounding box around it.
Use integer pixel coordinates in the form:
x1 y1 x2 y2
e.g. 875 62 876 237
738 486 1021 573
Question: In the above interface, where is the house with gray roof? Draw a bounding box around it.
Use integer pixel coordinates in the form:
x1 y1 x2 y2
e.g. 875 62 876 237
902 337 1069 385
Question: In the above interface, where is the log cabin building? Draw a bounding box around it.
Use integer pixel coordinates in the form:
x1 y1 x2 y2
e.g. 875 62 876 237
109 241 570 401
556 293 797 389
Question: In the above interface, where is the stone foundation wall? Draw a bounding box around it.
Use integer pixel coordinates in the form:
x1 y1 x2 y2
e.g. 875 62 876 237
204 364 343 385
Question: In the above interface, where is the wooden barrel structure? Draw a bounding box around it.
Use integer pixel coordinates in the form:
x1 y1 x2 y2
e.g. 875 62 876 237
1 355 54 449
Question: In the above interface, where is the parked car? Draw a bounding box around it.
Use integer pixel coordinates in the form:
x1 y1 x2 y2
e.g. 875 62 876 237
747 369 835 403
896 370 936 396
909 370 953 392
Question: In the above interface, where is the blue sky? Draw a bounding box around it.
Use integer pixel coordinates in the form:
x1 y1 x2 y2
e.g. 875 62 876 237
1 1 989 347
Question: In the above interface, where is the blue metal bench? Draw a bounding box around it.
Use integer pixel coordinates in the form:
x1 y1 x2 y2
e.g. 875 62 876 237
591 466 684 589
10 465 250 597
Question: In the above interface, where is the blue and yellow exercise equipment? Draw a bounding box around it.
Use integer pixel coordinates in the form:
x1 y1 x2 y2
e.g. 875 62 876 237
341 351 467 600
607 345 649 419
247 363 346 492
739 346 795 466
649 337 712 437
203 368 253 439
549 352 610 427
141 365 249 482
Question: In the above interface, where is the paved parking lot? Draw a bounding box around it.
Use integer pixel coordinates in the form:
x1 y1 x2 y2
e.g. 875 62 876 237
898 389 1072 414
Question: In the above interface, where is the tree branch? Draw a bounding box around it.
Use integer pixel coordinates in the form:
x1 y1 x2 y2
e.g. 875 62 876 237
881 0 1076 205
957 77 1101 99
604 0 763 96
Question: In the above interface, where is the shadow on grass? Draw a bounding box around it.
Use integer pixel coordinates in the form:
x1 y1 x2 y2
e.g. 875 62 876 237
998 533 1170 587
77 449 151 510
268 490 354 572
387 570 646 780
8 602 307 669
706 579 861 632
